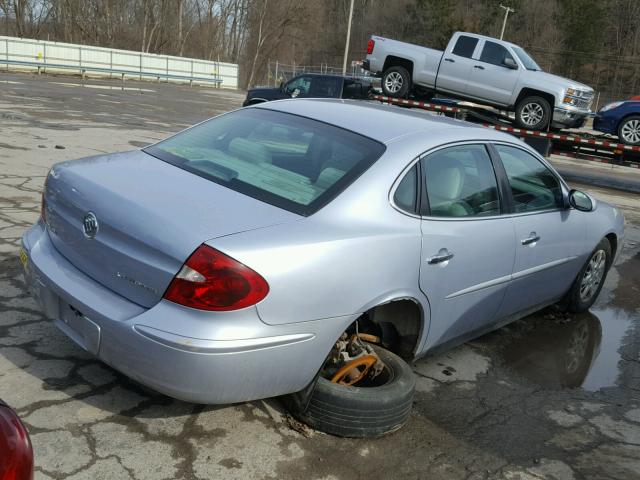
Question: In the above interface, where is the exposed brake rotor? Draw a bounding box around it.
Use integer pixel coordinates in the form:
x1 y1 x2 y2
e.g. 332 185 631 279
325 331 386 386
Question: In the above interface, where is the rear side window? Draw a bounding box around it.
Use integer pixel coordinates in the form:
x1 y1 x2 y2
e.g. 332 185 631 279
423 145 500 218
480 41 515 66
495 145 563 212
393 164 418 214
144 108 386 216
452 36 479 58
309 77 342 97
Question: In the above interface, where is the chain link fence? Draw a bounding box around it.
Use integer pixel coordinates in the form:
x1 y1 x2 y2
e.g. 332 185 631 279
261 60 373 87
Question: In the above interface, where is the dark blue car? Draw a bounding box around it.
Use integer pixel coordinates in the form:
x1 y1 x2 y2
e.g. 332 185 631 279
593 98 640 145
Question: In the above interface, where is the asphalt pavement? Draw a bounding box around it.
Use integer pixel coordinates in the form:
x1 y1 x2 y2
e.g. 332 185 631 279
1 72 639 480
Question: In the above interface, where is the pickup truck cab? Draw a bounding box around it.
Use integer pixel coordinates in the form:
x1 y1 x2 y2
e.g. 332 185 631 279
243 74 372 106
364 32 594 130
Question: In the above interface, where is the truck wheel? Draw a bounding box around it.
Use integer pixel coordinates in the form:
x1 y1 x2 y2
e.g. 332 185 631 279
516 96 551 130
618 115 640 145
382 66 411 98
284 344 415 438
563 238 611 313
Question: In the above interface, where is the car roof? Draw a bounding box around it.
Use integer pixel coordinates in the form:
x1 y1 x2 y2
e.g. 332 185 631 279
253 98 508 144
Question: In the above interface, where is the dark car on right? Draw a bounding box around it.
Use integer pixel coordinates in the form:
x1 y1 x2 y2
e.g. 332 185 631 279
593 97 640 145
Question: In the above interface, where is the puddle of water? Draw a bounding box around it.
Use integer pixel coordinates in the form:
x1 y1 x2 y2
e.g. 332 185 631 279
501 307 636 391
499 242 640 392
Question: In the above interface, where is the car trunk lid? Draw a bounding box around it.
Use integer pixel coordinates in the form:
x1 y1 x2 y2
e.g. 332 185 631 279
44 150 299 308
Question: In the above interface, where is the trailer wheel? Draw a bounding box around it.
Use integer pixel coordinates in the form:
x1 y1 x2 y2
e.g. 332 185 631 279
618 115 640 145
284 344 415 438
516 96 551 130
381 66 411 98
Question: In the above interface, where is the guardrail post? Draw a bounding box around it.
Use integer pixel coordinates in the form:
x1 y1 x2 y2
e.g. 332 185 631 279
110 51 113 80
78 46 82 75
5 38 9 72
139 53 142 81
190 59 194 87
43 43 47 74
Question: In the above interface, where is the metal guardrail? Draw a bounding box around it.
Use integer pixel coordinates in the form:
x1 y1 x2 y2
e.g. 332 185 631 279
1 59 222 86
1 36 236 88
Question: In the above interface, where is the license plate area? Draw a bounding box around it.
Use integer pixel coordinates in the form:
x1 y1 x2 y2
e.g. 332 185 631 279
56 301 101 356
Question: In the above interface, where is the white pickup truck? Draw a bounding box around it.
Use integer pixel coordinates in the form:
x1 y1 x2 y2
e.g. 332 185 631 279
364 32 594 130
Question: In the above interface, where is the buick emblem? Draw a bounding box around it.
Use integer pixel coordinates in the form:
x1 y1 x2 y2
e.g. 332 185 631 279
82 212 99 238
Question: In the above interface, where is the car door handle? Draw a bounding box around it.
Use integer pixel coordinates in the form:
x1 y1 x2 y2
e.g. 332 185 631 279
444 58 455 63
427 249 454 265
521 233 541 246
474 65 485 70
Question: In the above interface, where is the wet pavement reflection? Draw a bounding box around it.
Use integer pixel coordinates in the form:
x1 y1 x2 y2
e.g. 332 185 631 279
501 308 635 390
499 244 640 392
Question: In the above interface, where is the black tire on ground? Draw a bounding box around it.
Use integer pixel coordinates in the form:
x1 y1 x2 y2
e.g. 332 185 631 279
564 238 612 313
284 345 415 438
381 66 411 98
617 115 640 146
515 95 551 130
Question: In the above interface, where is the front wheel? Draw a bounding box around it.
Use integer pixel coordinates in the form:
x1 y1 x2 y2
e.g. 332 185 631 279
564 238 611 313
381 66 411 98
515 96 551 130
618 115 640 145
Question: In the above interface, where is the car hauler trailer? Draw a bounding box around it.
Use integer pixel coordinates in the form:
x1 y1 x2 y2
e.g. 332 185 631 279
371 94 640 169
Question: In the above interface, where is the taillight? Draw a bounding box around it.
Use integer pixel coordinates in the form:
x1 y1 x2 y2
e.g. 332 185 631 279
0 406 34 480
163 244 269 311
367 39 375 55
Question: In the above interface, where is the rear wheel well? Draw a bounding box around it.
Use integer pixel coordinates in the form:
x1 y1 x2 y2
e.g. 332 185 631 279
617 112 640 129
383 56 414 78
355 299 422 361
515 88 555 110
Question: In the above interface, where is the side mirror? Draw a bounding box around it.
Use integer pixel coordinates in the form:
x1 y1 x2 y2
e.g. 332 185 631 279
279 81 285 91
569 189 594 212
503 57 518 69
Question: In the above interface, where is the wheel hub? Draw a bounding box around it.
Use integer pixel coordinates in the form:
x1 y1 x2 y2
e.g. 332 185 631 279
621 119 640 144
384 72 404 94
520 102 545 127
579 249 606 302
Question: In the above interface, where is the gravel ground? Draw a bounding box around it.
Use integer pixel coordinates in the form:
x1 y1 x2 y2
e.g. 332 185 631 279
1 72 639 480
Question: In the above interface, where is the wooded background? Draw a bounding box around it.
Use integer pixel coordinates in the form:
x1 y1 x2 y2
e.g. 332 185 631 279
1 0 639 104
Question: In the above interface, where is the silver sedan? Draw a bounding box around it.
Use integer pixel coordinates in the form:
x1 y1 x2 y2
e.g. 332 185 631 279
21 99 624 435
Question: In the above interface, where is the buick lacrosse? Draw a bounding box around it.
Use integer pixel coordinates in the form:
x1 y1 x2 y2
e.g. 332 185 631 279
21 99 624 436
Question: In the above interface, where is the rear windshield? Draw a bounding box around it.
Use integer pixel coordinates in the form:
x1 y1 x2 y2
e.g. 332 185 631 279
144 108 385 216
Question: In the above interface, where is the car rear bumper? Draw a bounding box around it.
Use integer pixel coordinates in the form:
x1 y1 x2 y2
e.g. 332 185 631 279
21 222 353 404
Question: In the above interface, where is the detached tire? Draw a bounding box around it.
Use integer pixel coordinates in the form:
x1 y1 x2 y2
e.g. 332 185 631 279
564 238 611 313
381 66 411 98
515 95 551 130
285 345 415 438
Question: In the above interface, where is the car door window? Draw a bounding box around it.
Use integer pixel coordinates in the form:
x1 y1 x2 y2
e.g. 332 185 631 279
479 41 515 67
495 144 564 212
423 144 500 217
451 36 479 58
308 76 342 97
285 76 312 96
